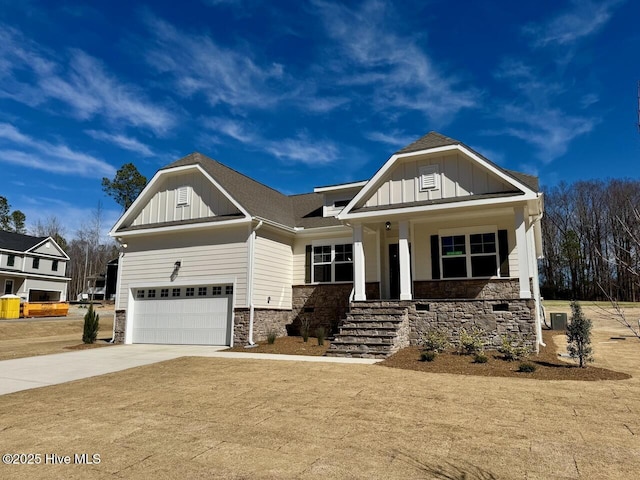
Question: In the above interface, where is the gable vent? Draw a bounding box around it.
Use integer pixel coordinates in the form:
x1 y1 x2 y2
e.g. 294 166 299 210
176 186 191 206
419 165 440 191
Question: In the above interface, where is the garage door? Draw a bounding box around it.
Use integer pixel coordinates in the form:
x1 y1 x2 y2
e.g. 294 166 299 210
131 284 233 345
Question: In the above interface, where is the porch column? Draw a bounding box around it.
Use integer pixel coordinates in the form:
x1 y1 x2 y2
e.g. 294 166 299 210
515 206 532 299
353 223 366 301
399 220 412 300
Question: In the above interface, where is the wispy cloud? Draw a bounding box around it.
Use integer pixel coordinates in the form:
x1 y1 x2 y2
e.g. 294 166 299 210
85 130 154 157
0 123 116 177
311 0 478 124
491 60 597 161
524 0 625 47
365 130 416 148
0 24 175 135
143 13 285 110
204 117 341 166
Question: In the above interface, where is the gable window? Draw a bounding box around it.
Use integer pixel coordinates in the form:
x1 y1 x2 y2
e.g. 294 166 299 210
176 186 191 206
440 232 499 279
310 243 353 283
7 255 15 267
32 258 40 270
52 260 58 271
419 165 440 191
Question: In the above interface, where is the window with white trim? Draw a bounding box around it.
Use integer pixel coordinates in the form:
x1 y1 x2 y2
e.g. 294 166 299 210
312 243 353 283
7 255 15 267
441 232 498 279
419 165 440 191
176 186 191 206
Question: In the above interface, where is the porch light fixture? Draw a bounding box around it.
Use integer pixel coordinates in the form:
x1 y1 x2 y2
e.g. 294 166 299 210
385 221 391 231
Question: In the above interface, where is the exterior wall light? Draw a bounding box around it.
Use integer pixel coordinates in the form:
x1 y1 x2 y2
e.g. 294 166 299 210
385 221 391 231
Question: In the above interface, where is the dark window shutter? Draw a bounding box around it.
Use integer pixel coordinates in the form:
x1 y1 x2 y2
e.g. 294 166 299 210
498 229 509 277
305 245 312 283
430 235 440 280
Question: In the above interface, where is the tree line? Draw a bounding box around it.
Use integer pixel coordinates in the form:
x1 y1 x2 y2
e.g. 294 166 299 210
540 179 640 302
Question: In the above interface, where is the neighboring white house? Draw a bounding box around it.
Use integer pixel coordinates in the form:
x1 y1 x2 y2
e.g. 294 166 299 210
109 132 544 356
0 230 70 302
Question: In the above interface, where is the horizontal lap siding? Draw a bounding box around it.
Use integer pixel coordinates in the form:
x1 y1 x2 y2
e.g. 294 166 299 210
118 227 249 310
253 230 293 309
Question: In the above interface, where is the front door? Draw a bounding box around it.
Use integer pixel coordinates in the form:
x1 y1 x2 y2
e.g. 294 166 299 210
389 244 400 299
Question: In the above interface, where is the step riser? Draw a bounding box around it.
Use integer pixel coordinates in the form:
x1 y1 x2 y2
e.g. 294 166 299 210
338 329 397 337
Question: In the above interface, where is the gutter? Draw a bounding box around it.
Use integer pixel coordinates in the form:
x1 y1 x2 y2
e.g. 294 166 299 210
245 219 263 347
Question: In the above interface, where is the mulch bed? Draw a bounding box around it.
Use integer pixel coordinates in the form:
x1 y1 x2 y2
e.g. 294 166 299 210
224 336 330 356
379 329 631 381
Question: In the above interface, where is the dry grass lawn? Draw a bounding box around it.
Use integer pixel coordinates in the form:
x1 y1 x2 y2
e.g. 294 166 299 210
0 304 114 361
0 302 639 479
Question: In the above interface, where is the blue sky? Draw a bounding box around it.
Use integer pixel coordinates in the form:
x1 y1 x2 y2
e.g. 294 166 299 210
0 0 638 238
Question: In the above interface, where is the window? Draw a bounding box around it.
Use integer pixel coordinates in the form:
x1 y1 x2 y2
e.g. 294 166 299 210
419 165 440 191
136 290 145 299
172 288 181 297
225 285 233 295
198 287 207 296
7 255 15 267
52 260 58 271
312 243 353 283
176 186 190 206
440 232 498 279
4 279 13 295
186 287 195 297
160 288 169 298
148 289 156 298
32 258 40 269
212 286 222 295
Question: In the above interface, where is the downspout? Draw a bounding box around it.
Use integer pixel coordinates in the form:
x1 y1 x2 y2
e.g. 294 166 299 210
246 219 263 347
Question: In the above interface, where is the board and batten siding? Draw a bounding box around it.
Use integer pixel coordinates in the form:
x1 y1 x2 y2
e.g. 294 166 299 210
252 229 293 309
131 170 241 227
117 227 249 310
32 241 67 258
363 152 513 208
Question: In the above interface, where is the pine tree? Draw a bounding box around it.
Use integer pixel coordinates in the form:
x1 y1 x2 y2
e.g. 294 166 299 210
566 301 593 367
82 304 100 344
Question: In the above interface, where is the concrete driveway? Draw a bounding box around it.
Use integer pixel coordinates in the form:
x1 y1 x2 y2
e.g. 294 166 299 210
0 344 378 396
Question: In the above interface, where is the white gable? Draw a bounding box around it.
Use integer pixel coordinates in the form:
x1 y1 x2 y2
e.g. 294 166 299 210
30 238 68 258
128 169 242 228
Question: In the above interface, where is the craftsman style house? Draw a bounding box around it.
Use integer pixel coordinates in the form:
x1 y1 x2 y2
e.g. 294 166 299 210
110 132 544 357
0 230 70 302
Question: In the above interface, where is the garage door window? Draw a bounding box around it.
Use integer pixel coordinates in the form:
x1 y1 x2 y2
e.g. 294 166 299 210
136 290 145 299
212 286 222 295
147 289 156 298
172 288 181 297
161 289 169 297
135 285 233 301
186 287 195 297
198 287 207 296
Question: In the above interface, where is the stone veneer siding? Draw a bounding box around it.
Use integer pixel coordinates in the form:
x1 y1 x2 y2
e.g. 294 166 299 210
233 308 291 345
113 309 126 344
413 278 521 299
405 298 536 348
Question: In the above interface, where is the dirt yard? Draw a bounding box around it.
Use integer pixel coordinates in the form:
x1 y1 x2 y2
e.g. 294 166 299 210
0 301 639 479
0 304 114 361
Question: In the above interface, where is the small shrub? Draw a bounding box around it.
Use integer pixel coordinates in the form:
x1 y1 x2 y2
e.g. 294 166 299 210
300 318 310 342
459 326 485 355
499 334 532 361
474 352 488 364
420 351 438 362
82 303 100 344
267 330 277 344
419 328 451 354
567 301 593 368
316 327 325 346
518 362 537 373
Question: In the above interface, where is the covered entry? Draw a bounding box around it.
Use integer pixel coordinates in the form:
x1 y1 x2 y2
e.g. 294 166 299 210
130 284 233 345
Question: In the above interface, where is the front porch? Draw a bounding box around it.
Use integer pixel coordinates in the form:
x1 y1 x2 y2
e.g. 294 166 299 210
325 296 536 359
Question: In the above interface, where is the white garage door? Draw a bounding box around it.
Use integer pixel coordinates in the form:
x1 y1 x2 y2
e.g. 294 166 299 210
131 285 233 345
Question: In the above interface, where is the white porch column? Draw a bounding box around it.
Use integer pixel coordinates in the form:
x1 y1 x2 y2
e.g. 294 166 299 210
399 220 412 300
515 206 532 299
353 223 366 301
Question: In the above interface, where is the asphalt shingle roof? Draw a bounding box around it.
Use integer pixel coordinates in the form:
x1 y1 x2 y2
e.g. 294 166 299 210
0 230 47 252
149 132 539 231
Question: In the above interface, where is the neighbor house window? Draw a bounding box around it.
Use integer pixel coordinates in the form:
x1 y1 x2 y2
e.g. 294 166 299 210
312 243 353 283
32 258 39 269
7 255 15 267
4 279 13 295
441 232 498 279
52 260 58 271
